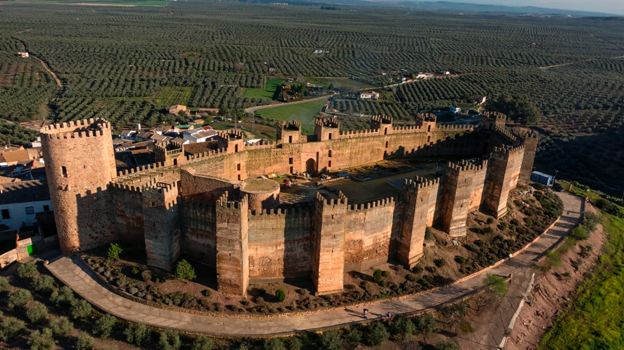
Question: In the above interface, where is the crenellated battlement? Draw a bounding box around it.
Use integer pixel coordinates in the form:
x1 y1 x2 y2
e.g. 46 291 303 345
108 182 146 193
315 191 348 206
117 161 167 177
492 144 526 157
493 125 518 143
217 129 244 140
245 139 275 149
217 192 248 210
185 147 227 163
437 124 475 132
403 176 441 191
416 113 437 123
315 117 340 128
277 120 301 130
391 125 425 134
482 111 507 121
249 203 314 216
447 159 488 174
348 196 396 211
40 118 112 140
339 128 381 138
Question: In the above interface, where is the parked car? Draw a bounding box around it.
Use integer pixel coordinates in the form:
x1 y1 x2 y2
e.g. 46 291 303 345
553 182 564 192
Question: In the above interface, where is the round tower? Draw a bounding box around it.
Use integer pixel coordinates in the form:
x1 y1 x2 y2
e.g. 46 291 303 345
41 118 117 254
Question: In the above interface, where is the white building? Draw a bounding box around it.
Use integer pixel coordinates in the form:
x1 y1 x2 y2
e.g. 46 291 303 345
0 181 52 232
450 106 461 114
17 52 29 58
360 91 380 100
183 129 218 143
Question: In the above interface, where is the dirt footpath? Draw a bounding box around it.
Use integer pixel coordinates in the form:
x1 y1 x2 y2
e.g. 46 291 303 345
505 206 606 350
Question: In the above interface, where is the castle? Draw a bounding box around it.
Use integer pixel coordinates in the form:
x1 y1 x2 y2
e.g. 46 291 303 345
40 112 537 296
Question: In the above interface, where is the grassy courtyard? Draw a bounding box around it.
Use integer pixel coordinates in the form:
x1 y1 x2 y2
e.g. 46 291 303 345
256 99 326 134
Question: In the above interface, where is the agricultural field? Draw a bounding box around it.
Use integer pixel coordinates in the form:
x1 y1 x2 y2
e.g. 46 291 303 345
256 99 326 134
154 86 194 107
242 78 283 99
305 77 374 90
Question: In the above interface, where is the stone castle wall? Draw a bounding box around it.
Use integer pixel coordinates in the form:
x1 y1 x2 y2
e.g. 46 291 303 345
41 114 537 296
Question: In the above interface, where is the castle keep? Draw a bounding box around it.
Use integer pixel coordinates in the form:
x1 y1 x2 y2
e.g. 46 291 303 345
41 112 537 296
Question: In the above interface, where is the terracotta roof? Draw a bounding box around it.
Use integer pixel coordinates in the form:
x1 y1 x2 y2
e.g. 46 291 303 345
0 149 31 163
184 140 219 155
0 180 50 205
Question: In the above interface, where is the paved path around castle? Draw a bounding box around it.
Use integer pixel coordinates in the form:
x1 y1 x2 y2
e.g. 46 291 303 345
46 192 582 337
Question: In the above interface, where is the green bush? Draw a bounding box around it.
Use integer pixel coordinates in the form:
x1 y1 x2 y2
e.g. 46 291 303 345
77 331 96 350
571 226 589 240
70 299 92 319
159 329 181 350
28 328 55 350
531 183 545 190
8 288 33 308
391 317 416 342
131 266 140 275
288 337 302 350
483 226 493 234
546 250 562 267
27 301 49 323
368 322 389 346
425 227 433 240
434 258 446 268
175 260 197 281
486 218 494 224
50 286 74 306
511 218 520 226
412 266 424 274
454 256 466 264
318 330 342 350
414 313 437 335
484 273 507 297
436 340 460 350
582 212 602 232
346 328 361 344
406 273 417 281
498 222 507 230
108 243 123 261
275 289 286 302
192 336 214 350
32 275 55 293
373 269 383 284
124 323 150 346
48 316 73 337
18 261 38 279
0 276 10 293
0 317 26 342
93 314 117 338
263 338 285 350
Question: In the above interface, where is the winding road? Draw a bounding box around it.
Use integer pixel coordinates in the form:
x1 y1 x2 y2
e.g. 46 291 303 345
45 192 582 337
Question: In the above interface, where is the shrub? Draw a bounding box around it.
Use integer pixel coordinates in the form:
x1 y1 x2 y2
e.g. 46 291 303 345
50 286 74 307
288 337 302 350
531 183 545 190
369 322 389 346
434 258 445 268
263 338 286 350
425 227 432 240
159 329 181 350
70 299 92 319
414 313 437 335
0 317 26 341
0 276 10 293
483 226 493 234
32 275 55 293
175 260 197 281
436 340 460 350
486 218 494 224
524 218 533 225
498 222 507 230
511 218 520 226
412 266 424 274
275 289 286 302
456 302 468 316
93 314 117 338
546 250 562 267
192 336 214 350
131 266 140 275
425 266 437 273
466 244 480 252
582 212 602 232
318 330 342 350
454 256 466 264
77 331 96 350
571 226 589 240
28 328 55 350
124 323 150 346
406 273 417 281
382 270 390 277
8 288 33 308
484 273 507 297
391 317 416 342
48 316 73 337
108 243 123 261
346 328 361 344
27 301 49 323
373 269 383 284
18 261 38 279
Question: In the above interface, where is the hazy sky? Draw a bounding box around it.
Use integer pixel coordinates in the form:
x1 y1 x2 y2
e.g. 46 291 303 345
446 0 624 15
